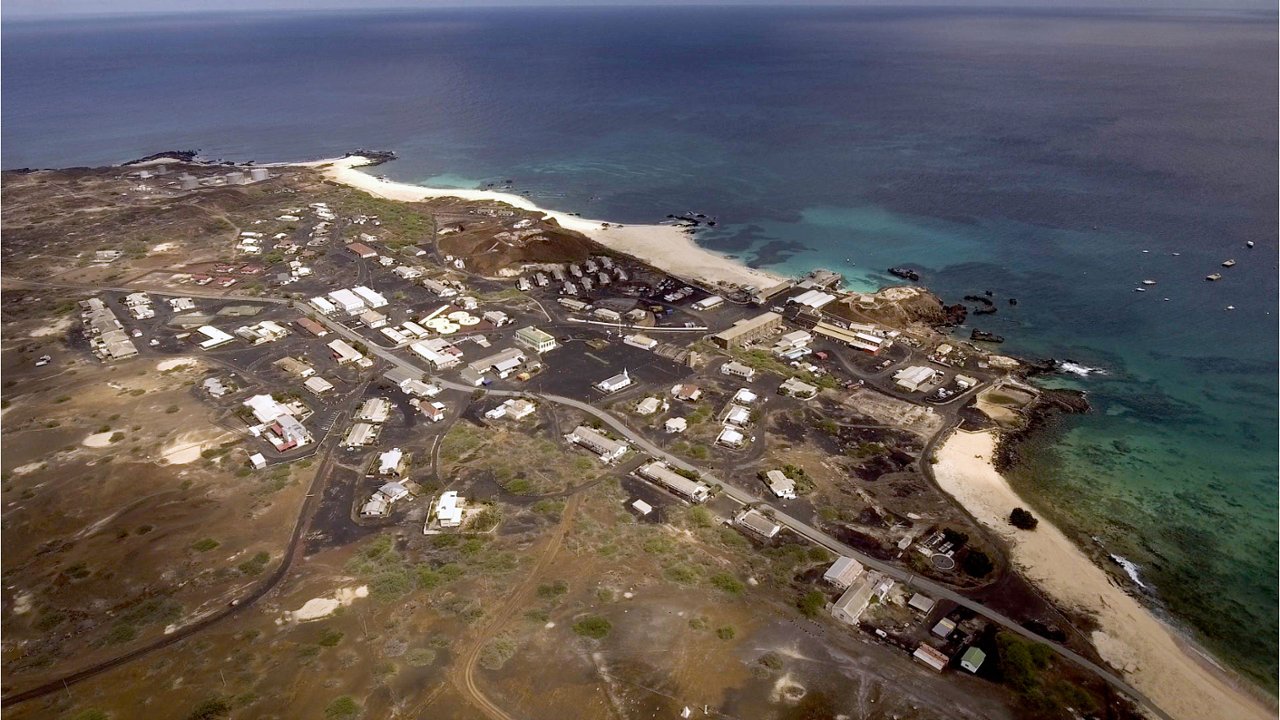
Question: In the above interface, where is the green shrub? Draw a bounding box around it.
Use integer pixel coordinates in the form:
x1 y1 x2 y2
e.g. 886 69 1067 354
709 572 744 595
715 625 736 640
185 697 231 720
572 616 611 639
318 629 344 647
324 696 360 720
191 538 220 552
797 590 827 618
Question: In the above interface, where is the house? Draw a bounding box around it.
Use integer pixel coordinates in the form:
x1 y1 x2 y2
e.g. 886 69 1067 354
636 461 710 503
343 422 377 448
691 295 724 311
304 376 335 395
249 453 267 470
502 398 537 420
765 470 797 500
593 307 622 323
328 339 366 365
722 404 752 427
196 325 235 350
960 647 986 674
378 481 410 502
830 570 885 625
912 644 949 673
664 417 688 433
733 388 758 405
236 320 289 344
169 297 196 312
716 426 746 448
932 617 958 639
458 367 486 387
720 361 756 381
352 285 388 309
515 326 557 353
416 401 446 422
467 348 526 377
778 377 818 399
358 309 387 329
435 491 465 527
907 593 936 614
346 242 378 259
670 384 702 402
711 312 782 349
482 310 510 327
378 448 406 476
734 508 780 539
243 394 291 424
401 321 430 339
267 414 311 452
823 556 865 589
632 499 653 516
595 370 633 393
893 366 936 393
422 278 458 298
566 425 628 463
361 495 390 517
410 339 462 369
393 266 423 280
203 377 229 398
623 333 658 350
357 397 392 424
635 397 663 416
124 292 154 319
296 317 329 337
381 327 408 345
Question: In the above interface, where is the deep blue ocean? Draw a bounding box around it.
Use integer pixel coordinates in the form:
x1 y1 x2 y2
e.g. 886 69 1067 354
4 6 1276 688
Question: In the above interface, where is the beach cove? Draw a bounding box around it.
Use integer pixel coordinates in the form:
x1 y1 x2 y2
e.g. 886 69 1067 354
314 156 1274 720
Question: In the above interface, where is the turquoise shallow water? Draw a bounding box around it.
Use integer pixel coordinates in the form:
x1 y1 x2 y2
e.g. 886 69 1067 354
3 5 1276 687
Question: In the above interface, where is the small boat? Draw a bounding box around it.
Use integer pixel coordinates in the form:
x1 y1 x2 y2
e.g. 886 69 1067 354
1206 273 1222 281
1142 250 1150 253
1221 259 1236 267
1133 287 1146 292
1171 252 1181 256
1226 305 1236 311
1247 241 1255 248
1142 279 1157 285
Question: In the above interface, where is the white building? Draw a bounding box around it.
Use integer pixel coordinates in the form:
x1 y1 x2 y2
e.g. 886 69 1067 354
893 366 936 393
357 397 392 424
410 339 461 369
778 377 818 399
765 470 797 500
691 295 724 311
378 448 406 476
328 339 365 365
636 397 663 416
720 361 756 381
304 376 335 395
435 491 465 527
196 325 235 349
596 370 633 393
327 288 367 315
734 508 780 538
352 285 388 309
664 417 688 434
722 404 752 427
733 388 758 405
566 425 628 463
515 326 557 354
823 556 865 589
716 426 746 448
310 296 338 316
623 334 658 351
636 461 710 503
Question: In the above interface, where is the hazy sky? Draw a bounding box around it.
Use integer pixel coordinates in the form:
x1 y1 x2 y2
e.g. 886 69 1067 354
4 0 1274 20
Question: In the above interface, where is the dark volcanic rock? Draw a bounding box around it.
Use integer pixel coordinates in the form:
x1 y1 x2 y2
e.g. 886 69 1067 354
993 388 1090 473
124 150 199 165
888 267 921 282
940 303 968 326
970 329 1005 343
345 149 397 165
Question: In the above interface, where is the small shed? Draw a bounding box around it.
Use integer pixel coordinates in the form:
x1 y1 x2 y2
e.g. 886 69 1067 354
908 593 936 614
960 647 986 674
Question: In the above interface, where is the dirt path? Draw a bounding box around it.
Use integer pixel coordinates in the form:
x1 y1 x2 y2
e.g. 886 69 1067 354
441 493 583 720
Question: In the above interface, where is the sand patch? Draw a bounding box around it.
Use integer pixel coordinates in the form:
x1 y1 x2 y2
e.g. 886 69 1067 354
12 592 34 615
160 430 231 465
29 317 73 338
318 156 785 290
156 357 199 372
288 585 369 622
151 242 177 253
11 462 46 476
932 429 1271 720
82 432 117 448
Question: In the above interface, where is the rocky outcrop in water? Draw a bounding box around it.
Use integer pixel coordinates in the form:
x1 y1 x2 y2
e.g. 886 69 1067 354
970 329 1005 343
344 149 397 165
888 267 921 282
124 150 200 165
992 388 1090 473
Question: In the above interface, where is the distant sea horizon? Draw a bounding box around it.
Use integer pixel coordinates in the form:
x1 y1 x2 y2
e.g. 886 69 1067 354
4 5 1276 689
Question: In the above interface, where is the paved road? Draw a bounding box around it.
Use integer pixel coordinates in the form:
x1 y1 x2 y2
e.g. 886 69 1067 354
8 278 1172 720
310 312 1173 720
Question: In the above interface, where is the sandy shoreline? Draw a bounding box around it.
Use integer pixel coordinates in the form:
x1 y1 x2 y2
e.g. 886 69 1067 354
933 429 1272 720
309 155 787 291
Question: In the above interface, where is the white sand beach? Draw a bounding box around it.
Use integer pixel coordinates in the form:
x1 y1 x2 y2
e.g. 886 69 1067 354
309 156 787 291
933 429 1272 720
